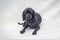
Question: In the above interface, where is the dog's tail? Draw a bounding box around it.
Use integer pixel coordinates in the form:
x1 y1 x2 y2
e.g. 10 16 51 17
18 22 24 25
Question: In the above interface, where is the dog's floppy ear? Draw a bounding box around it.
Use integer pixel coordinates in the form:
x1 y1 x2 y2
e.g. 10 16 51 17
22 10 26 21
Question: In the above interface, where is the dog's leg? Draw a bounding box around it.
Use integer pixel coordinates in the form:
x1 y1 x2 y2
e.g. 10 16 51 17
32 25 40 35
20 24 29 34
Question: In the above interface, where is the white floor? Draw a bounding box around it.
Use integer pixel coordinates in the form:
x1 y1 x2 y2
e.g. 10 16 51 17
0 0 60 40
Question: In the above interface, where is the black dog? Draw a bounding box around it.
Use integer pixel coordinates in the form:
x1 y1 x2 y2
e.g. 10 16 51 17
18 8 42 35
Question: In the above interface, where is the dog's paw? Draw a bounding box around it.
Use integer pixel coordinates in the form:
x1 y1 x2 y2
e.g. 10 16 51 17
18 22 20 25
32 32 37 35
20 30 25 34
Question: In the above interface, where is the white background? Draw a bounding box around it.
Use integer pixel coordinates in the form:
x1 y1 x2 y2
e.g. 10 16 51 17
0 0 60 40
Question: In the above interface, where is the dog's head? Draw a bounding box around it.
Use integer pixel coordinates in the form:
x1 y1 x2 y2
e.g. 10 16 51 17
23 8 35 20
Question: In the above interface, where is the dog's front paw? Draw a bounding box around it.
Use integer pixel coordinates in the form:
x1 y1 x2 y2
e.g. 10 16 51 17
32 32 37 35
20 30 25 34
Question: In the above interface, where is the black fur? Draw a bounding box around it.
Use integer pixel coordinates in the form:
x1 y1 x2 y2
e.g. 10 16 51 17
19 8 42 35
